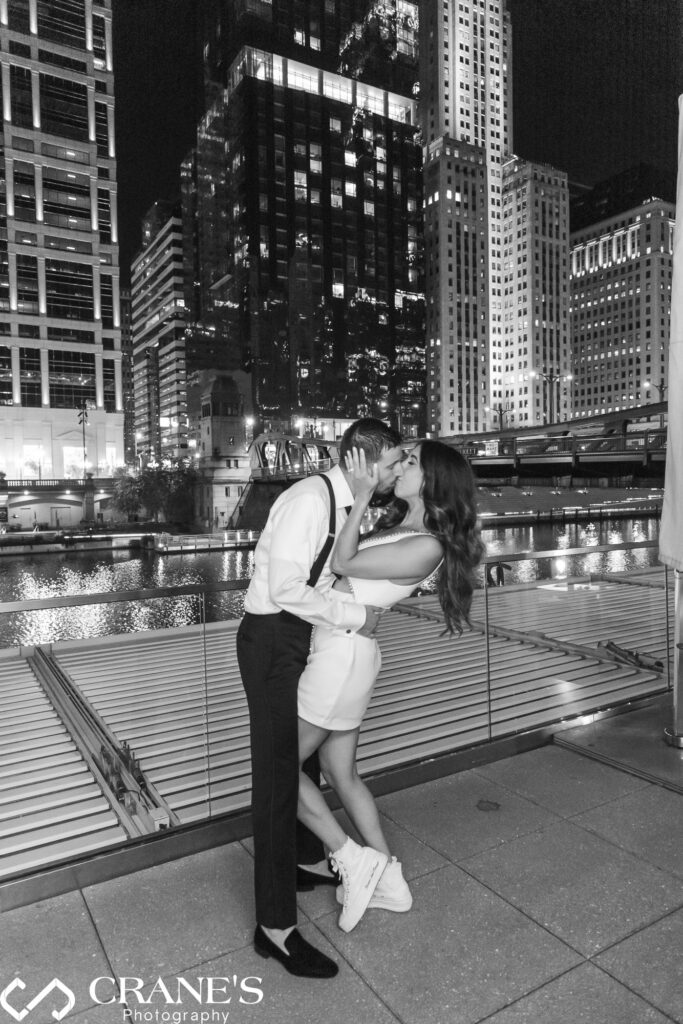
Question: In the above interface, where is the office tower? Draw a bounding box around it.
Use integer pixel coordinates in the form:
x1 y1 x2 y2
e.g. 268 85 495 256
501 156 570 428
0 0 123 478
180 111 241 375
419 0 512 436
119 286 135 464
131 201 187 464
570 196 674 418
195 0 425 436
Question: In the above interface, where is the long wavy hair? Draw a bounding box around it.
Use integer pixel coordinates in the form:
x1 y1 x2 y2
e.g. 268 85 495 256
372 440 485 634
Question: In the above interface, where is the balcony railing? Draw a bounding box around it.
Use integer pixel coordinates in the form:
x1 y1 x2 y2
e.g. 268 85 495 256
0 542 672 900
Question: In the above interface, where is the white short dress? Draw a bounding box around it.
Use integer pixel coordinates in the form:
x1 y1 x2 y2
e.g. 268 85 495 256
297 531 438 731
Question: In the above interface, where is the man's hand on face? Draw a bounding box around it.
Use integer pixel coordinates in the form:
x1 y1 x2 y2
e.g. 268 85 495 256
357 605 384 637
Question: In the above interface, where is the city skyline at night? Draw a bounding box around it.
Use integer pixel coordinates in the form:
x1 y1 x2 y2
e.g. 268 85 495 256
113 0 682 279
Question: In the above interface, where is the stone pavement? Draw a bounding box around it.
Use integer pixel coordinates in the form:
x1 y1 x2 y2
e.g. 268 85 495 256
1 736 682 1024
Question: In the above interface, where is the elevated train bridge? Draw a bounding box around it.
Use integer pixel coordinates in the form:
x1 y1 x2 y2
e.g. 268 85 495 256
228 403 666 527
245 402 667 482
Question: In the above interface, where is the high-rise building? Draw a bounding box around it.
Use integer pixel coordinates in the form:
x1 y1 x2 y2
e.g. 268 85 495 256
131 201 187 464
194 0 425 436
0 0 123 479
570 197 674 418
419 0 512 436
119 286 135 464
500 156 570 428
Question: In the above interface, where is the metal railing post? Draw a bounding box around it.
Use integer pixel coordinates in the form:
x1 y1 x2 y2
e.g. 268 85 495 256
483 570 492 741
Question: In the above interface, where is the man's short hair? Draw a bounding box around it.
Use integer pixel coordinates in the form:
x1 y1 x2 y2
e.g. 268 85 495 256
339 418 402 462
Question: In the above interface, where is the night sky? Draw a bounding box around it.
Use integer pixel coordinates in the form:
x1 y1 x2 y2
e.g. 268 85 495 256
112 0 683 281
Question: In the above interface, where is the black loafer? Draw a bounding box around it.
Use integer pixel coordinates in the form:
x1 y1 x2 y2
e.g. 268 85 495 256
253 926 338 978
296 865 340 891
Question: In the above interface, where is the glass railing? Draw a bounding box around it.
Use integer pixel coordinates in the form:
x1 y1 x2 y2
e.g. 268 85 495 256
0 542 671 894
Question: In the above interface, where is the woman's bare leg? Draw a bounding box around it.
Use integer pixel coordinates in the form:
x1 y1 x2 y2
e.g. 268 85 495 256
319 728 391 857
297 717 347 853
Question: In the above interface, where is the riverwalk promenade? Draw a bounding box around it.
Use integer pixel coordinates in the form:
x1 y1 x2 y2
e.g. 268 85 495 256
0 485 663 558
1 694 681 1024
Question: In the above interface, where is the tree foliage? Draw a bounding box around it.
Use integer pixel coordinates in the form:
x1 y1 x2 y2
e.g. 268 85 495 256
110 463 199 524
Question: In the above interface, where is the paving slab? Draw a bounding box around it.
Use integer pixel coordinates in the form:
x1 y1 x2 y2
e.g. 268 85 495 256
242 809 449 923
82 844 256 981
0 890 111 1024
481 961 673 1024
376 769 561 862
62 1002 128 1023
557 695 683 793
595 907 683 1024
571 783 683 879
462 818 683 956
316 863 580 1024
474 746 649 818
132 921 400 1024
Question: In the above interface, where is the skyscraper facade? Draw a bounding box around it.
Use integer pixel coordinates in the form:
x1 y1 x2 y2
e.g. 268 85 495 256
419 0 512 436
194 0 425 436
501 155 570 428
131 201 187 464
0 0 123 478
570 198 674 418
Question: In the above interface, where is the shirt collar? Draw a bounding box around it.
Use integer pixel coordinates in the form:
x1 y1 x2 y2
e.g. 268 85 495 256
326 464 354 509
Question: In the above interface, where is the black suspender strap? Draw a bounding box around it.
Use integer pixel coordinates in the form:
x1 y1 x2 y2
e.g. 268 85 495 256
306 474 336 588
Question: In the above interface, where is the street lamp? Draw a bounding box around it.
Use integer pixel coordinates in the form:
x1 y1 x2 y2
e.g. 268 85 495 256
530 369 572 425
77 402 88 479
643 377 667 429
378 399 403 433
485 402 512 431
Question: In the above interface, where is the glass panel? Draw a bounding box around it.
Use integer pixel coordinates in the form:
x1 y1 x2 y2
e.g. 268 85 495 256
48 349 96 408
479 542 670 739
9 65 33 131
45 257 94 320
39 74 89 143
0 543 669 883
7 0 30 34
37 0 87 49
0 588 212 879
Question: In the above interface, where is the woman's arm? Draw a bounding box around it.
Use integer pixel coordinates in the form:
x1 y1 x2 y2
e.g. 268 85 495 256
331 448 442 582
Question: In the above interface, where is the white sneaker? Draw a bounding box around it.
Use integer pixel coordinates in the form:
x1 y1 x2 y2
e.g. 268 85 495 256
337 856 413 912
330 838 388 933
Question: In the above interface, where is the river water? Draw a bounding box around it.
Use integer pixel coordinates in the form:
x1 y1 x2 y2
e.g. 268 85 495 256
0 516 661 648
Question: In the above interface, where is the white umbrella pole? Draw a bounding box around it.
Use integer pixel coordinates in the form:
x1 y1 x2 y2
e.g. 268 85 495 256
664 571 683 746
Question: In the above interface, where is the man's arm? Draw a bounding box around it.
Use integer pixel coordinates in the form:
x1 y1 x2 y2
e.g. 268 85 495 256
267 486 368 632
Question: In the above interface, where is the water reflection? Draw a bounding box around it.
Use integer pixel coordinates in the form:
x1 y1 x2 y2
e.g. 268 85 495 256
478 516 659 587
0 549 254 648
0 518 659 648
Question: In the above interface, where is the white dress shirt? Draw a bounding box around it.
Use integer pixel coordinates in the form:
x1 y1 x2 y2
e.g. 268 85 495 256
244 464 366 632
